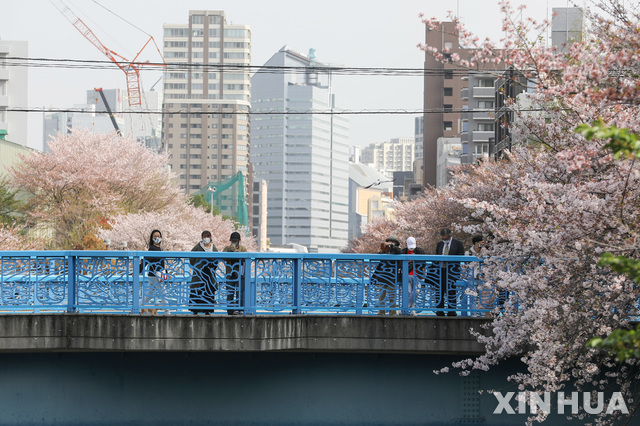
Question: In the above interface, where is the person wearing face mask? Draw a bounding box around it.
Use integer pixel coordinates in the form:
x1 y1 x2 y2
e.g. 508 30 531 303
401 237 425 316
189 230 218 315
223 231 247 315
141 229 165 315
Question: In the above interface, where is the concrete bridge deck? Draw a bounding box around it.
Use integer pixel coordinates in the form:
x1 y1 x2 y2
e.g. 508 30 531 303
0 314 490 354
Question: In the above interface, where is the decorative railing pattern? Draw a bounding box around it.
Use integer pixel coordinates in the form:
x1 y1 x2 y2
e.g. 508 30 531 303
0 251 499 316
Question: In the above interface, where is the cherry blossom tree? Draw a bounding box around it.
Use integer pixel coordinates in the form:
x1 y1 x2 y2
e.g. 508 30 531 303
100 203 256 252
360 1 640 423
0 224 45 250
10 130 183 249
346 185 477 254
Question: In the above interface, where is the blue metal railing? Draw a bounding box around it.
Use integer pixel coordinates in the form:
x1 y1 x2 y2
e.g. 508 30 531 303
0 251 499 316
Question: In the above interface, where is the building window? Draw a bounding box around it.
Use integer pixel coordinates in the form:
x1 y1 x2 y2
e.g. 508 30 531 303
478 101 494 109
478 123 495 131
477 78 495 88
444 121 453 131
224 29 248 38
444 70 453 80
443 104 453 113
443 87 453 96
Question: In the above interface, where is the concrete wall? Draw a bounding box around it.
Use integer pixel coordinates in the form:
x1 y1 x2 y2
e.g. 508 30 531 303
0 315 489 354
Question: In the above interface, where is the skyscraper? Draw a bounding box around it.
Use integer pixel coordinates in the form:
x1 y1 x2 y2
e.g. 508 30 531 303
251 47 350 253
0 39 28 148
162 11 251 197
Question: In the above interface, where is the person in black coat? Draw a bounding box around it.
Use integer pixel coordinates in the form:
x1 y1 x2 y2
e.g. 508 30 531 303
372 235 402 316
189 230 218 315
223 231 248 315
141 229 165 315
435 228 465 317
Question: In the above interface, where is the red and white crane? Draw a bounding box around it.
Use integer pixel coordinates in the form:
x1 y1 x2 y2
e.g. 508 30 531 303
52 0 166 106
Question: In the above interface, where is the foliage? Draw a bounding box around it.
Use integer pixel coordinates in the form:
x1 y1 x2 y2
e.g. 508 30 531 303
598 251 640 285
577 119 640 161
400 1 640 423
589 324 640 362
0 178 23 226
189 193 221 216
579 122 640 364
78 233 106 250
10 130 183 249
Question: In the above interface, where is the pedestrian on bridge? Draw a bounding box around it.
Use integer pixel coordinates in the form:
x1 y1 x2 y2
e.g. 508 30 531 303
402 237 425 316
189 230 218 315
373 235 402 316
141 229 165 315
435 228 464 317
223 231 247 315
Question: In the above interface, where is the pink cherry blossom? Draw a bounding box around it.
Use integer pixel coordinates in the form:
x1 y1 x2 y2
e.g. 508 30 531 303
401 1 640 423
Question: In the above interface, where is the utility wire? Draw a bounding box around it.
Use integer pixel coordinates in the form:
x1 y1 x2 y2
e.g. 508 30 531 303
8 107 552 116
3 56 512 77
91 0 152 37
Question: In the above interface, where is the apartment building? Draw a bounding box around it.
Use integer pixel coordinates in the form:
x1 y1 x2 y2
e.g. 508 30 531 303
162 11 251 198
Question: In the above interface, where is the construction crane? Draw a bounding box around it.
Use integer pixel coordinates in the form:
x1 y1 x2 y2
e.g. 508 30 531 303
94 88 121 136
52 0 166 106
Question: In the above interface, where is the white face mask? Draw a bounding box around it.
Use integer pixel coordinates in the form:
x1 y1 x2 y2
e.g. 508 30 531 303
203 238 211 245
153 237 162 245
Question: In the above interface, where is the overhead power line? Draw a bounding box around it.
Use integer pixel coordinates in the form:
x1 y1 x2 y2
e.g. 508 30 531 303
3 56 509 77
9 107 551 116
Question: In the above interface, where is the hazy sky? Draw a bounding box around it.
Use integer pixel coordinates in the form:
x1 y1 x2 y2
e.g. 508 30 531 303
3 0 579 150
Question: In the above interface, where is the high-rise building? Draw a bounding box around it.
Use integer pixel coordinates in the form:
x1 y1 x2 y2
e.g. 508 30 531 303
492 7 583 158
162 11 251 196
414 116 424 161
360 137 415 178
460 73 497 163
0 39 28 148
422 22 499 187
552 7 584 53
251 47 350 253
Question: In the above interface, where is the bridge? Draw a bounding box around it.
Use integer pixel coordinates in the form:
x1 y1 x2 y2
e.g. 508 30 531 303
0 251 619 425
0 250 491 316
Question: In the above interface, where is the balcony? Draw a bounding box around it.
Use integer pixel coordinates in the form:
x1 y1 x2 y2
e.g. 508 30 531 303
472 110 493 120
471 87 495 98
471 130 494 142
